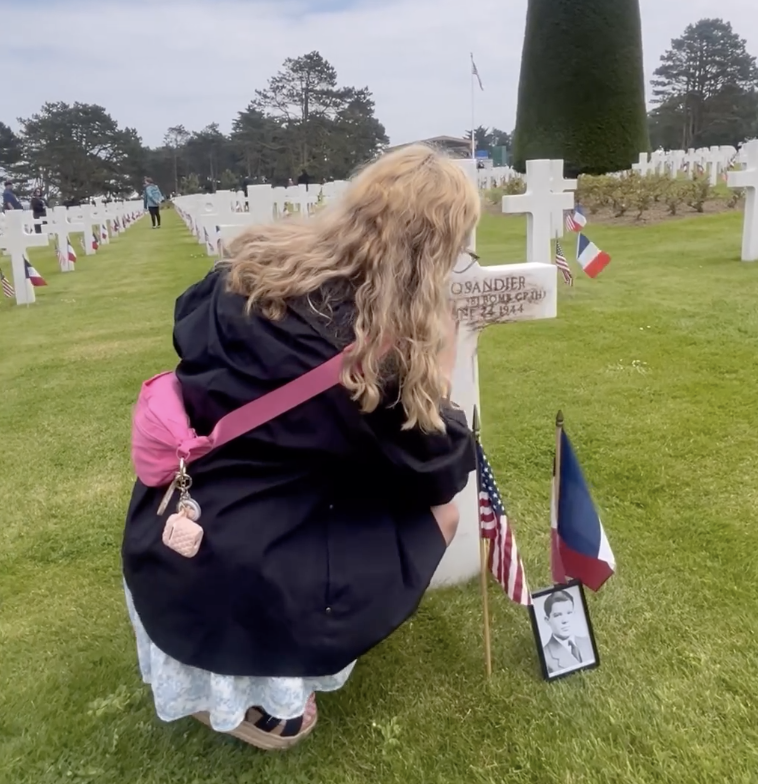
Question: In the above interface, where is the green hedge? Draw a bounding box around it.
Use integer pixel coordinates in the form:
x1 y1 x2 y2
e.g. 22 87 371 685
512 0 649 176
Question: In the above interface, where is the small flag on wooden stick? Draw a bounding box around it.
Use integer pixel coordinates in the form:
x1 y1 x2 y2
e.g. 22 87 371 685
474 407 531 607
1 268 15 298
551 412 616 591
554 241 574 286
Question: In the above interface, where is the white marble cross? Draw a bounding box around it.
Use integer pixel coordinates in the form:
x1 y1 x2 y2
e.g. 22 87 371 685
431 158 558 587
48 207 78 272
431 255 558 586
683 149 698 179
632 153 653 176
549 160 578 239
727 138 758 262
502 159 575 265
0 210 50 305
706 146 723 186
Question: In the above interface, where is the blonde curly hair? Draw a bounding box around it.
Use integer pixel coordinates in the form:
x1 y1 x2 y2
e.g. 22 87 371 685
224 145 480 432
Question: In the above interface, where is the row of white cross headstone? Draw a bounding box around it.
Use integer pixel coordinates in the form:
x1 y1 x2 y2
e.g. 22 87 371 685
172 181 350 257
173 159 572 584
631 139 758 262
477 140 758 264
0 198 145 305
631 144 746 185
477 166 521 190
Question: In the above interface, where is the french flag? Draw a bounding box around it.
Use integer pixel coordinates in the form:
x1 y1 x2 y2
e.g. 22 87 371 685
92 232 99 251
565 205 587 233
551 420 615 592
67 241 77 263
24 257 47 286
576 234 611 278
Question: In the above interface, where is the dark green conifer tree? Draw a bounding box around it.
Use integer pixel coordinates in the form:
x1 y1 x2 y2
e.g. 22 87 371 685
512 0 649 175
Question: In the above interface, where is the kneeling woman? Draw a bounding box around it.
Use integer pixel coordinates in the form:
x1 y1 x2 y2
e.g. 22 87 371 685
122 145 479 750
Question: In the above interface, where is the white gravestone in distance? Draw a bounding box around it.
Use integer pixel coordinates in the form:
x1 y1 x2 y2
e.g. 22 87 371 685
632 153 653 177
502 159 574 265
0 210 49 305
727 138 758 262
49 207 76 272
430 158 558 587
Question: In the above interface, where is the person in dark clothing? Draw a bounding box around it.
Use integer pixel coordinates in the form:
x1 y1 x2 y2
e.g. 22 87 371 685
122 144 480 750
297 168 310 191
2 180 21 211
30 188 48 233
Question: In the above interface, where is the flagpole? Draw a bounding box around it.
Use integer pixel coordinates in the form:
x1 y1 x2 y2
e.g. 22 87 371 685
473 405 493 678
470 53 476 161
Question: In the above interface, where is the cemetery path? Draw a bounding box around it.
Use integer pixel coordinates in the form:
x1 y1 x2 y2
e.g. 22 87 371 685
1 210 757 784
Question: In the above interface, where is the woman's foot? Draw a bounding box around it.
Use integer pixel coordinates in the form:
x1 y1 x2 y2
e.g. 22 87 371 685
194 694 318 750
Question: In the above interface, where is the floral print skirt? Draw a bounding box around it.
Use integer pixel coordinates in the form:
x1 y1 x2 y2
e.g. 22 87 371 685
124 584 355 732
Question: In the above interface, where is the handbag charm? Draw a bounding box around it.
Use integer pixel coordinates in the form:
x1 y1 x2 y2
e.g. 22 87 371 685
158 460 204 558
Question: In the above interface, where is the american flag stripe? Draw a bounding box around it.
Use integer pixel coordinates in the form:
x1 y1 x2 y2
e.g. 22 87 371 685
1 269 14 298
477 444 531 606
554 242 574 286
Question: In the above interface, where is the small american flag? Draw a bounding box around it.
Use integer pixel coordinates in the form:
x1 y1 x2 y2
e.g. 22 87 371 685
554 241 574 286
1 268 14 298
477 443 531 606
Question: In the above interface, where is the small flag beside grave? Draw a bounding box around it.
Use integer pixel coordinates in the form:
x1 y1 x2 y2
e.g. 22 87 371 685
551 412 615 592
576 235 611 278
554 241 574 286
24 257 47 287
1 268 15 298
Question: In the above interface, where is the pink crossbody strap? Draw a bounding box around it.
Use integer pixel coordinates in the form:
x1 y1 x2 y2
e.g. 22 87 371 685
207 349 348 449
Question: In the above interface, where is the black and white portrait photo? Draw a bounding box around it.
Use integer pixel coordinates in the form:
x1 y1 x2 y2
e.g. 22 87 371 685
529 581 599 681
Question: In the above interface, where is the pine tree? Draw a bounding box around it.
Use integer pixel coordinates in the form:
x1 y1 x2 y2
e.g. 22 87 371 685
512 0 649 175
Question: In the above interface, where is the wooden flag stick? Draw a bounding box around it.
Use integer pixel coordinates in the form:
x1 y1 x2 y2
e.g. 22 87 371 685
554 410 564 507
473 406 493 678
553 410 564 586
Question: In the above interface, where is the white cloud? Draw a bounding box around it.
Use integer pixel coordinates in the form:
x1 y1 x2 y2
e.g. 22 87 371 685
2 0 757 147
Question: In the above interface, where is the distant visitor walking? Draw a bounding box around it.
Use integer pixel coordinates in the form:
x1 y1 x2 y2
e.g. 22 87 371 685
30 188 48 234
2 180 22 211
143 178 164 228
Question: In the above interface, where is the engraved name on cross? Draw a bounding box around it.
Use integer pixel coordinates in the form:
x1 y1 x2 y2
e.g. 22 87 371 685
431 160 558 586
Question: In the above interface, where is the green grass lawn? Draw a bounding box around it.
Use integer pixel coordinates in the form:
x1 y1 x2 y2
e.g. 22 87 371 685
1 209 757 784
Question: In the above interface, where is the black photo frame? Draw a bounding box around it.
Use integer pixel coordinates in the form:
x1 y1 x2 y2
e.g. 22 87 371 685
529 580 600 681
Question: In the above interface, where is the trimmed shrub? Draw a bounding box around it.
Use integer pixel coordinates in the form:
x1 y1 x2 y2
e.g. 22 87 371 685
512 0 649 176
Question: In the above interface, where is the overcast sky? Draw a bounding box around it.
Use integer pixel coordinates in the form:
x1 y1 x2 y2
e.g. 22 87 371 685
2 0 757 147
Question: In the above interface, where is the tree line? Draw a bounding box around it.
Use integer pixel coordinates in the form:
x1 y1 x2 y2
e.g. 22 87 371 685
1 21 756 199
513 7 756 175
0 52 389 203
649 18 758 150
